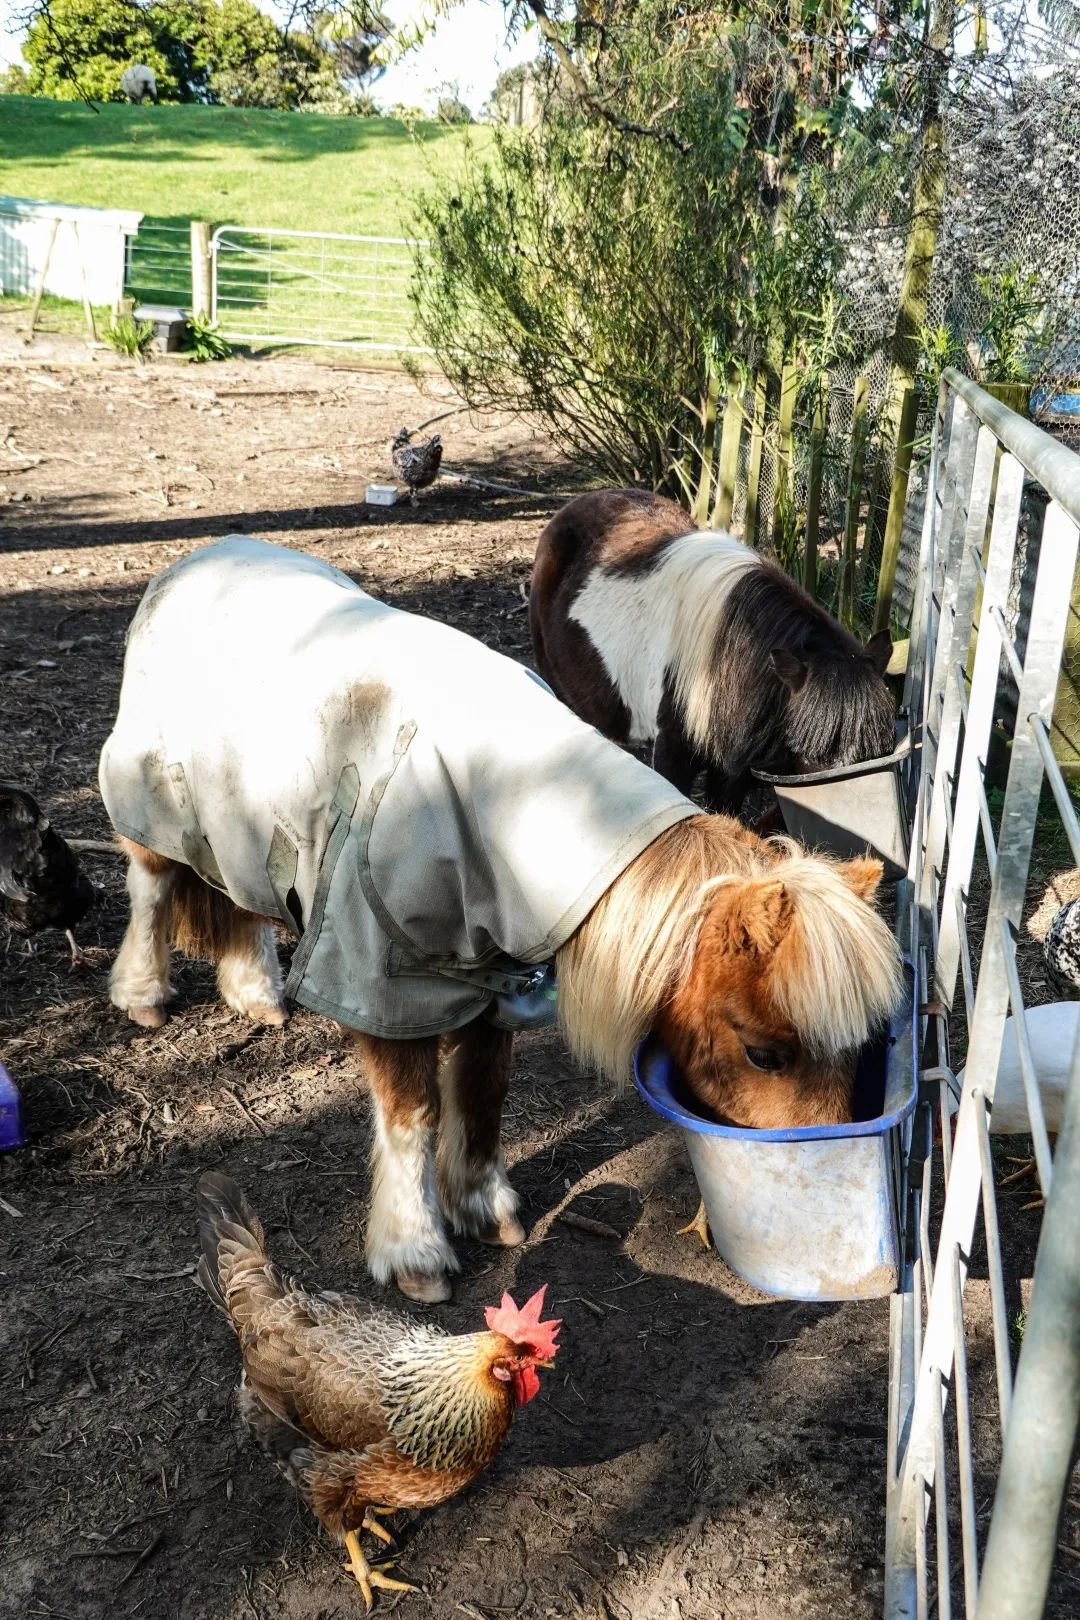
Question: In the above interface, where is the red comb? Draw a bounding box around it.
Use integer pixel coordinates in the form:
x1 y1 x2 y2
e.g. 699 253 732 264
484 1285 562 1359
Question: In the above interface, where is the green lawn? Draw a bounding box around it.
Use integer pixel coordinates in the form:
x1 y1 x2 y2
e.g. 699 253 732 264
0 95 471 234
0 95 477 342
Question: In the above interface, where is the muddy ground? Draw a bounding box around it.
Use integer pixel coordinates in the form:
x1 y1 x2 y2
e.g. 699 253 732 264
1 336 1077 1620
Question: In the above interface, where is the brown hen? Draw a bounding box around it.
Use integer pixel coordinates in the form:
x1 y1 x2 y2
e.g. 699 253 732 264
196 1173 560 1607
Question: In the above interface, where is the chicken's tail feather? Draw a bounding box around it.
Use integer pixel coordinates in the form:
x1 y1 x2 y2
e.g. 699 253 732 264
196 1171 283 1325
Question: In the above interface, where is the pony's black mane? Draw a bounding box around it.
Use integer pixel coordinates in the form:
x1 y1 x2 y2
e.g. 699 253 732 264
704 560 894 776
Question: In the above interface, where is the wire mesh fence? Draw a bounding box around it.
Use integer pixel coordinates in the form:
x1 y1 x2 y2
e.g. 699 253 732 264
211 226 431 352
125 219 192 308
714 45 1080 638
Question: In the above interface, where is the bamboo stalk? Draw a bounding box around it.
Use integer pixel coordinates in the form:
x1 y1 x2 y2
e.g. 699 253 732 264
771 360 798 555
743 370 768 547
803 374 828 599
711 375 743 532
840 373 870 628
872 386 920 633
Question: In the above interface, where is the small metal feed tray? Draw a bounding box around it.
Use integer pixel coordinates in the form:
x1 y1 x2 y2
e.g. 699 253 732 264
634 987 916 1301
753 732 912 880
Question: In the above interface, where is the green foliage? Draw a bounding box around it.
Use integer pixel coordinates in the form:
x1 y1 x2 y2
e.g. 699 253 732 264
410 6 848 494
436 94 473 125
182 313 232 360
104 312 156 358
21 0 352 108
976 261 1044 383
916 321 966 398
0 64 31 94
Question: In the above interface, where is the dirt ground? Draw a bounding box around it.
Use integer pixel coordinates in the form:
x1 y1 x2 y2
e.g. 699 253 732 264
0 335 1076 1620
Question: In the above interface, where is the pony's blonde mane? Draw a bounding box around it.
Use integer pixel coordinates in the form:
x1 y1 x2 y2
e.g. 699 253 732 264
662 531 760 750
555 819 901 1082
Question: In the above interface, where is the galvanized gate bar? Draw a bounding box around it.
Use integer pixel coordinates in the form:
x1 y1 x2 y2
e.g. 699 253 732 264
886 371 1080 1618
977 1014 1080 1620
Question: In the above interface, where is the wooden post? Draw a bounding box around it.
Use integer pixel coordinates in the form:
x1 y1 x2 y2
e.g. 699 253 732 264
25 217 60 341
840 373 870 628
803 374 828 599
711 376 744 532
743 370 768 548
74 223 97 343
771 359 798 558
872 386 920 633
190 220 212 321
691 365 721 528
875 0 955 539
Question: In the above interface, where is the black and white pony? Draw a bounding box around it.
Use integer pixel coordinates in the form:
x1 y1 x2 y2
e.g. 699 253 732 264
530 488 895 812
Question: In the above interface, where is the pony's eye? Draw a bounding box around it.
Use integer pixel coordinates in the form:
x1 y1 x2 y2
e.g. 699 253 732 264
744 1043 785 1071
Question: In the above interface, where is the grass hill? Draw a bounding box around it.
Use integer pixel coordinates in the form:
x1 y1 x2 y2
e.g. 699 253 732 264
0 95 471 235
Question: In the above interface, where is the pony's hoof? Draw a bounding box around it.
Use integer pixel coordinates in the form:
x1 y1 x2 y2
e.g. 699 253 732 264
396 1270 453 1304
477 1215 526 1248
247 1001 288 1027
127 1003 168 1029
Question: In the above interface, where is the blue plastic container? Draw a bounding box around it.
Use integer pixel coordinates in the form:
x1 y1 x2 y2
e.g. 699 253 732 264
0 1061 26 1151
634 995 916 1301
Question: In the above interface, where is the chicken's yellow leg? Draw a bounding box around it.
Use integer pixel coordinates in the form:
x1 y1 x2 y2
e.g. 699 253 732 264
343 1529 418 1610
677 1198 711 1248
362 1506 395 1546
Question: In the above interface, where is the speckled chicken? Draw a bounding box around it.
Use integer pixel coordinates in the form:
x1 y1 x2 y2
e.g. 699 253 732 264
389 428 442 504
196 1173 560 1608
0 783 94 959
1044 898 1080 997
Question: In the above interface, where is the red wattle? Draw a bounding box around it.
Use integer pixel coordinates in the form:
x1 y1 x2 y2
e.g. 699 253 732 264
512 1366 540 1405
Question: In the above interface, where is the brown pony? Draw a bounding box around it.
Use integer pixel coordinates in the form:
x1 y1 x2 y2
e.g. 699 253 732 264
103 536 900 1305
114 821 899 1301
530 488 895 812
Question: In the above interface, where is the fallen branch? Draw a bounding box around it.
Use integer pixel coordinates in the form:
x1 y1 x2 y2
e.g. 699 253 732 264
440 468 566 501
66 838 122 856
558 1211 622 1241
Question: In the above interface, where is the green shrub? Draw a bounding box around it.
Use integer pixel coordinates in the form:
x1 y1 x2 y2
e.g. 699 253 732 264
182 314 232 362
104 312 155 359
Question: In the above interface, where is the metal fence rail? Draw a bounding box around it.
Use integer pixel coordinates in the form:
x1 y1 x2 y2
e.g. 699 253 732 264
211 225 430 352
887 370 1080 1617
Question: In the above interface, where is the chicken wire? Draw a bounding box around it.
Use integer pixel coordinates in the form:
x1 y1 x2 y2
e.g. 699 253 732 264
732 40 1080 635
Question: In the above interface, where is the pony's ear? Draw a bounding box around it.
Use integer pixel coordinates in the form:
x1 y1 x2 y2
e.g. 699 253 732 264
863 629 893 674
838 856 885 902
736 878 794 954
771 649 808 692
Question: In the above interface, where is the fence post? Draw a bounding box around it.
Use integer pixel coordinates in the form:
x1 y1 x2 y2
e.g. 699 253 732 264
839 373 870 627
803 374 827 598
711 377 743 532
190 220 212 321
874 387 920 633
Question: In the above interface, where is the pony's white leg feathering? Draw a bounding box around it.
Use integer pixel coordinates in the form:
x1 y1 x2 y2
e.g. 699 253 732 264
217 919 287 1026
366 1105 459 1302
110 857 175 1028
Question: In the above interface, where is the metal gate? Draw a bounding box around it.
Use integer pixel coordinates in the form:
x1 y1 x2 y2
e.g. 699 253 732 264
887 370 1080 1616
210 225 431 353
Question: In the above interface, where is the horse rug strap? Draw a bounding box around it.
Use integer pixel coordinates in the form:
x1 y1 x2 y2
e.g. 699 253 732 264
98 536 697 1039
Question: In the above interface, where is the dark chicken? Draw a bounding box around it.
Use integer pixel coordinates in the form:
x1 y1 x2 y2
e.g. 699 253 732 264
196 1173 560 1607
389 428 442 505
0 784 94 954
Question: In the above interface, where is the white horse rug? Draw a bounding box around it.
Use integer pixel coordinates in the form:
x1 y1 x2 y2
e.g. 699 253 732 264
99 537 696 1037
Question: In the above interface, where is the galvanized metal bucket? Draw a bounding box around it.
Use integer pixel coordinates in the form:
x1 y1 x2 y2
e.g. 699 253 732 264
753 732 913 880
634 995 916 1301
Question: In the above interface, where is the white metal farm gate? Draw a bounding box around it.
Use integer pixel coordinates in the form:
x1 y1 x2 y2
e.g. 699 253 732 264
210 225 431 353
886 369 1080 1617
